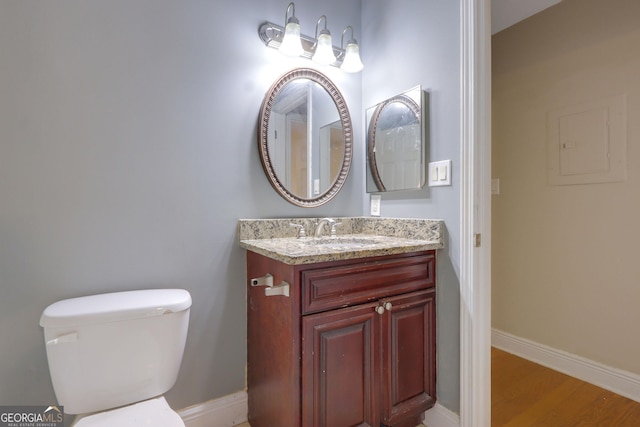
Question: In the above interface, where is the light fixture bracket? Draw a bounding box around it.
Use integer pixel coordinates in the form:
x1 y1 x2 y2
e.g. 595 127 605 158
259 21 346 68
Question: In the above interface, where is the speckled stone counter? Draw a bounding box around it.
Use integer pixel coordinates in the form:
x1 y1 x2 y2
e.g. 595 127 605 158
238 217 444 265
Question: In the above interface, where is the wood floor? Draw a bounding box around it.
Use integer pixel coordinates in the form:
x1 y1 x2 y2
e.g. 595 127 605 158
492 347 640 426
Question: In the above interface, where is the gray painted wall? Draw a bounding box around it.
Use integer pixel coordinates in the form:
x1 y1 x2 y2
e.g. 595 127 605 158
0 0 460 415
361 0 462 413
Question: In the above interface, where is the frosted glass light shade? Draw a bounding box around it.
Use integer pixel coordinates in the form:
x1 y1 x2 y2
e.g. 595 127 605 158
340 42 364 73
279 21 304 57
312 33 336 65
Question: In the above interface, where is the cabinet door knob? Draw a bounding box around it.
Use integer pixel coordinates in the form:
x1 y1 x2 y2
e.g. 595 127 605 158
376 305 385 315
384 302 393 311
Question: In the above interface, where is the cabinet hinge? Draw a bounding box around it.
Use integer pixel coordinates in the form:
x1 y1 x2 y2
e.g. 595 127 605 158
475 233 481 248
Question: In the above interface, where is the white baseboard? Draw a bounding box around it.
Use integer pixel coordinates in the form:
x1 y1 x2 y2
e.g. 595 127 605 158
177 391 459 427
423 403 460 427
178 390 248 427
492 328 640 403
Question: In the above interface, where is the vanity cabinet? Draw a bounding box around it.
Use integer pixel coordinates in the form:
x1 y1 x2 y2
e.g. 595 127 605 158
246 250 436 427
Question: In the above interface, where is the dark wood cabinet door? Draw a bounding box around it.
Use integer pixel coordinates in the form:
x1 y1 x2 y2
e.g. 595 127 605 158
380 289 436 426
302 303 380 427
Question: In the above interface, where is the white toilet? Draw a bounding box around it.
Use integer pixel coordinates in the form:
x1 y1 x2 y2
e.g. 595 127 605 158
39 289 192 426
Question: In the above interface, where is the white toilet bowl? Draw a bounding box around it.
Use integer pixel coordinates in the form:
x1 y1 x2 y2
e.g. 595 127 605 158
72 397 184 427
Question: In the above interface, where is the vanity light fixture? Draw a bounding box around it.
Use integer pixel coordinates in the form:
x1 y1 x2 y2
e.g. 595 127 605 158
311 16 337 66
278 3 304 57
340 26 364 73
258 2 363 73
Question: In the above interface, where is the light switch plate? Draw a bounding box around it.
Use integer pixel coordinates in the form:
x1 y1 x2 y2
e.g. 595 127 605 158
370 195 381 216
491 178 500 195
428 160 452 187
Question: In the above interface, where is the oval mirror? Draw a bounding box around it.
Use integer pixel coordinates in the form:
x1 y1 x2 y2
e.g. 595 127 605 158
258 68 353 207
366 86 428 192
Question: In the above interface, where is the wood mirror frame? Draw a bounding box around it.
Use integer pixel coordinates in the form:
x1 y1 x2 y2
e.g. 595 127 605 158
258 68 353 207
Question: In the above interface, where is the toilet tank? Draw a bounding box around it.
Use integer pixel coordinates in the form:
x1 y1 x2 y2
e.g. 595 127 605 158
40 289 191 415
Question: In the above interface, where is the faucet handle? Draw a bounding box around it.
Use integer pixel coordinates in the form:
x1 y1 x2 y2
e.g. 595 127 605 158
289 223 307 239
329 222 342 238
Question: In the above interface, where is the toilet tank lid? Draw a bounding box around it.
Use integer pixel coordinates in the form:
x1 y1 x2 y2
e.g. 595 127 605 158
40 289 192 328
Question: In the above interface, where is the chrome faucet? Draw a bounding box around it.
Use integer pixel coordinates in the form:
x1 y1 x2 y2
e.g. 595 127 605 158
314 218 339 238
289 223 307 239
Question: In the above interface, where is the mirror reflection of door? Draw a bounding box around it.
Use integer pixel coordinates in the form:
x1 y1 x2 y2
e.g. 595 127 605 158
288 115 308 198
319 121 344 192
268 82 309 199
377 119 421 190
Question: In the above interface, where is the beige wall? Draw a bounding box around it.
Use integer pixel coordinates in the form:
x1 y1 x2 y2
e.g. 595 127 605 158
492 0 640 374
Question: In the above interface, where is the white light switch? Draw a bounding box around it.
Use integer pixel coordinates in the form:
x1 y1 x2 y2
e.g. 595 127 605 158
438 165 448 181
428 160 452 187
370 195 381 216
431 165 439 182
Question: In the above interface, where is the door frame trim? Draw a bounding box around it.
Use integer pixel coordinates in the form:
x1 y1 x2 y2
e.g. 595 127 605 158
459 0 492 426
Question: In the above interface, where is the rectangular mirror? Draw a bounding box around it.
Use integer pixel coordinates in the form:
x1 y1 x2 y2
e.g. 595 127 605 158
366 86 429 193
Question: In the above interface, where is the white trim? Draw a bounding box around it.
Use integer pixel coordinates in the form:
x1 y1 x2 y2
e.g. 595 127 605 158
423 403 461 427
492 329 640 403
459 0 492 427
176 393 465 427
178 391 248 427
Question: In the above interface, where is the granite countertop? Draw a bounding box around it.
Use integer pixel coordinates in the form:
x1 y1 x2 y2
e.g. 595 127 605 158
238 217 445 265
